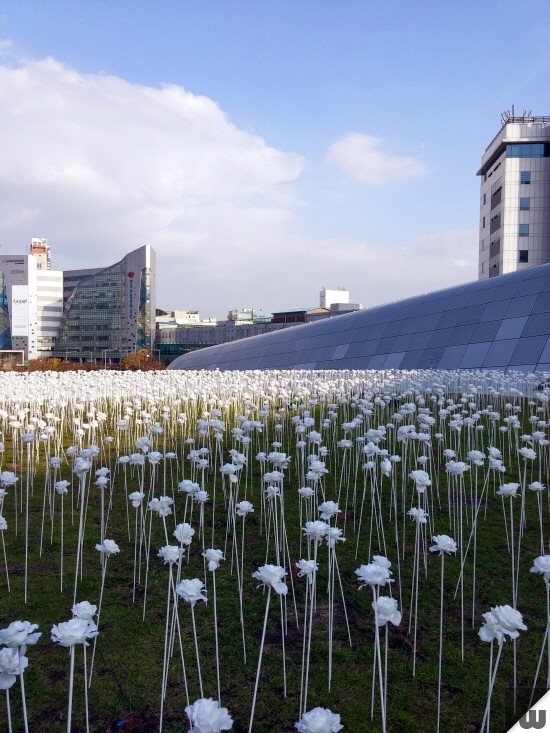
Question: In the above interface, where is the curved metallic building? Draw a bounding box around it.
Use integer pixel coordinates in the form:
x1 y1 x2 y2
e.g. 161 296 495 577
169 264 550 372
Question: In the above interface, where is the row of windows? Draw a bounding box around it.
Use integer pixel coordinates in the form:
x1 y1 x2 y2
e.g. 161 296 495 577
507 143 550 158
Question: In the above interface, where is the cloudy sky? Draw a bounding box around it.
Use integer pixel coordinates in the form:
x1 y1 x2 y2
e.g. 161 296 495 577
0 1 549 318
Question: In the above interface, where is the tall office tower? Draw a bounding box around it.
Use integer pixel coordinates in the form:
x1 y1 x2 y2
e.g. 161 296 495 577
0 241 63 360
478 112 550 279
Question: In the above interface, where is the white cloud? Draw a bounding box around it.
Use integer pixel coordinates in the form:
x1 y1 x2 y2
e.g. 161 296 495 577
0 55 304 307
326 133 429 184
0 53 474 318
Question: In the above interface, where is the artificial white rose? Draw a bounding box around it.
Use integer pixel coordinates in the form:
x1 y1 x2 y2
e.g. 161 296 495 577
373 596 402 626
295 706 343 733
95 539 120 556
158 545 184 565
185 697 233 732
252 564 288 595
72 601 97 620
174 523 195 545
51 618 98 647
176 578 207 606
0 648 27 690
203 548 224 571
0 620 41 649
429 535 457 555
235 500 254 517
355 563 392 588
530 555 550 580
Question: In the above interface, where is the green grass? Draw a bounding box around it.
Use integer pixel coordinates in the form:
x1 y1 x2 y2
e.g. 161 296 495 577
0 399 548 732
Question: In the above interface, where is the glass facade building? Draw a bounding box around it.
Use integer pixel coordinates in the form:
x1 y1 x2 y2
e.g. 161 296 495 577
169 263 550 373
54 245 155 361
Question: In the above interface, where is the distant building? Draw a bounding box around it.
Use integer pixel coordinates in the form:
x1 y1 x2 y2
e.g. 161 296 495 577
54 245 156 362
479 111 550 279
156 290 361 361
320 287 349 309
0 240 63 360
0 240 156 362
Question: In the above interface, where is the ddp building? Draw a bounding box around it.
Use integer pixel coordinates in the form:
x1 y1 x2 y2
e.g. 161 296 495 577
169 264 550 373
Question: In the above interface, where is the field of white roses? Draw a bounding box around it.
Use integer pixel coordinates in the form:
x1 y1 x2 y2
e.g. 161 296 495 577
0 367 549 732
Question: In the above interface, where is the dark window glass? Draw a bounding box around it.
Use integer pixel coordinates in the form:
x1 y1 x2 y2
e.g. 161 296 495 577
521 171 531 184
491 187 502 209
507 143 548 157
519 224 529 237
490 214 501 234
490 240 500 258
520 197 530 210
519 250 529 263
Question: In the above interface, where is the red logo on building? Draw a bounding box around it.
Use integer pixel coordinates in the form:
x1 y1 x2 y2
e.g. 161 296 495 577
127 271 135 278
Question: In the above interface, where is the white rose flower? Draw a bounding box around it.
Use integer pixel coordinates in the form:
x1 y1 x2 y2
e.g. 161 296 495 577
176 578 207 606
0 648 27 690
355 563 392 588
429 535 457 555
252 564 288 595
158 545 184 565
496 483 520 498
530 555 550 580
303 520 329 541
95 539 120 556
296 559 318 582
72 601 97 620
149 496 174 517
174 522 195 545
235 500 254 517
185 697 233 732
373 596 402 626
203 548 224 571
0 620 41 649
491 605 527 640
295 706 343 733
51 618 98 647
128 491 145 508
318 501 340 521
519 447 537 460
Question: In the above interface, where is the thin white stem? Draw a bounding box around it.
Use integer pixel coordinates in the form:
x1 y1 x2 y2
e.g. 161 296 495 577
249 586 271 733
67 646 75 733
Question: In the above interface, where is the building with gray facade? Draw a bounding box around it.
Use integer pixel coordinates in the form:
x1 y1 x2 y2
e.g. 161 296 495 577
479 112 550 279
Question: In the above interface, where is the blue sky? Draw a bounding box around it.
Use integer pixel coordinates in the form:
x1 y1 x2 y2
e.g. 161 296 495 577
0 1 549 316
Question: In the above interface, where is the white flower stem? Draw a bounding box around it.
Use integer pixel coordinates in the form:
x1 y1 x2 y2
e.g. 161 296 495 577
372 587 386 733
73 475 87 605
83 645 89 733
249 586 271 733
2 529 10 592
6 689 12 733
481 640 503 733
24 443 30 604
89 556 108 687
67 645 75 733
302 541 318 714
212 570 221 703
436 553 445 733
190 604 203 697
160 568 172 733
59 492 64 592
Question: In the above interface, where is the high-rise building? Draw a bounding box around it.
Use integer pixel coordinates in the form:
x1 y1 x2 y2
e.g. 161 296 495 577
0 242 155 362
54 245 155 362
478 112 550 279
0 240 63 360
